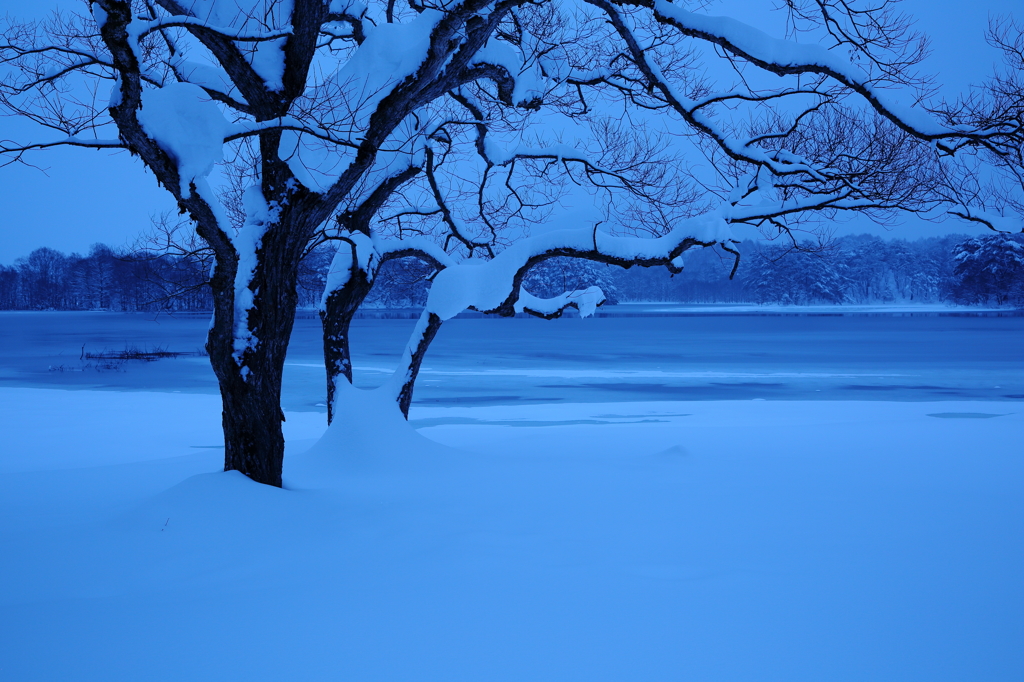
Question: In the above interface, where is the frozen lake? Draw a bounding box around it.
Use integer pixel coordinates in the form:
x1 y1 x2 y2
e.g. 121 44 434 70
1 307 1021 418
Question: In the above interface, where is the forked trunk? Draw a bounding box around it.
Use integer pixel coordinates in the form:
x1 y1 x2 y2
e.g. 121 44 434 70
321 257 444 423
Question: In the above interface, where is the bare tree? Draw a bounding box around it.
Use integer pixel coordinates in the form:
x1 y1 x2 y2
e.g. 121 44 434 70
2 0 1018 486
124 212 216 308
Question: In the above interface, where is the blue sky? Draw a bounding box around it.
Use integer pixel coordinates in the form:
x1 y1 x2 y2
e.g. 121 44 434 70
0 0 1018 264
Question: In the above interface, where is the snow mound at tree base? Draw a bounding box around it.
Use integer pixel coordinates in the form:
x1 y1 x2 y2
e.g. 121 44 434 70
288 383 461 483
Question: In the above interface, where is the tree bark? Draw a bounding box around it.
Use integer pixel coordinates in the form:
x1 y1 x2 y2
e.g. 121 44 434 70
320 266 373 425
396 311 444 419
203 213 310 488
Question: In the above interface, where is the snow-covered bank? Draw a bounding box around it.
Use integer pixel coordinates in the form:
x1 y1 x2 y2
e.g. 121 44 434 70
1 387 1020 680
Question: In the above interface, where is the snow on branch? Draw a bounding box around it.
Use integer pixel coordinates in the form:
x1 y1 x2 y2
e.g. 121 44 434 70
515 285 606 319
137 82 230 198
377 236 457 271
580 0 846 180
386 281 606 416
319 231 456 310
170 59 251 112
470 37 546 108
425 212 731 321
572 0 1022 217
320 16 366 47
949 207 1024 233
615 0 1015 149
326 10 443 123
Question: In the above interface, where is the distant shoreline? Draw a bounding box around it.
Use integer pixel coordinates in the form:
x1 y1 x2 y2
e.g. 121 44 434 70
4 303 1020 320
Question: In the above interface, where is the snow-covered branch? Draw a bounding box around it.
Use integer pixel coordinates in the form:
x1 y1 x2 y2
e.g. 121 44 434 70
949 207 1024 234
426 212 730 321
596 0 1019 153
515 285 606 319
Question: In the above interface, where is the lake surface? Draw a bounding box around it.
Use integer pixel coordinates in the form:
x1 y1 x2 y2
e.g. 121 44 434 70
0 308 1021 414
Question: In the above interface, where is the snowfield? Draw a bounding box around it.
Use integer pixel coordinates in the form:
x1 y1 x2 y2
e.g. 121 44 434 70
1 386 1021 680
0 311 1021 680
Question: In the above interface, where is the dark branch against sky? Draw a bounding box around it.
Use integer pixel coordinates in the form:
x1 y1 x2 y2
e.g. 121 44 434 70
0 0 1017 264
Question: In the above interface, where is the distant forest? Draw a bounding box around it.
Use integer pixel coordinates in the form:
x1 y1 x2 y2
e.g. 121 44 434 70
1 232 1022 311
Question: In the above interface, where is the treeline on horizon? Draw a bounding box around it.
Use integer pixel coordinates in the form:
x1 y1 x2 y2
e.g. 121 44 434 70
1 232 1022 312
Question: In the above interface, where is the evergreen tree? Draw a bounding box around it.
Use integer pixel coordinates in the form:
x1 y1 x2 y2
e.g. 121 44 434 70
950 234 1024 305
742 244 847 305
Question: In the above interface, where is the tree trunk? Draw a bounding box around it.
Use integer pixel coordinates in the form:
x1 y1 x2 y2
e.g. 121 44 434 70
216 368 287 487
204 219 308 488
396 311 444 418
320 266 373 425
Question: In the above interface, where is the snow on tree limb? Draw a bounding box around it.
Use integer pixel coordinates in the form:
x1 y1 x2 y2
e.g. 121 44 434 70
602 0 1021 152
425 212 730 321
578 0 1021 221
949 207 1024 234
516 285 606 319
320 231 455 311
137 83 230 198
641 0 958 139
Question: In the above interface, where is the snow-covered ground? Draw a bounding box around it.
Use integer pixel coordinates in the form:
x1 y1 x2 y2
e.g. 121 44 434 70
0 311 1021 680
